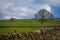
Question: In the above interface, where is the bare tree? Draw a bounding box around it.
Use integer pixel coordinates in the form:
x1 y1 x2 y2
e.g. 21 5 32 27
35 9 54 24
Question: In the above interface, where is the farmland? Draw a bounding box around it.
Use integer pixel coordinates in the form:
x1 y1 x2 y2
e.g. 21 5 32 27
0 19 60 27
0 19 60 33
0 28 44 34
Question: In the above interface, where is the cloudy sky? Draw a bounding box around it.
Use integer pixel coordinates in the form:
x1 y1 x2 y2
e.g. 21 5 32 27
0 0 60 19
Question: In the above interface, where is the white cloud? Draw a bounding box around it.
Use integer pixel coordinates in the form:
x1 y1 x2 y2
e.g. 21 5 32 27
4 16 12 19
49 0 59 4
4 16 24 19
0 0 60 19
12 17 22 19
0 0 13 11
20 7 28 12
45 0 60 6
40 4 51 12
10 6 29 13
9 6 29 17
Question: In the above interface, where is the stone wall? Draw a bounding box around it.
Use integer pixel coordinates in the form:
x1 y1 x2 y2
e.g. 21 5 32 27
0 27 60 40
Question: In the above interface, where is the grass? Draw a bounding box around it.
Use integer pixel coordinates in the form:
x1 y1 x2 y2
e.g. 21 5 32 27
0 19 60 27
0 19 60 34
0 28 44 34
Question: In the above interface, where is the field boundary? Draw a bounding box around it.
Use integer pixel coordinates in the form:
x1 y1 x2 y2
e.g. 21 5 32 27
0 26 60 28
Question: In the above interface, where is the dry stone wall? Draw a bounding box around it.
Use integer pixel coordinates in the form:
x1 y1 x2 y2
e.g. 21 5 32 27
0 27 60 40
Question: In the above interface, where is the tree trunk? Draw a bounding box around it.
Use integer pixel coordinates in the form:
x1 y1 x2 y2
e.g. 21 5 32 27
41 13 43 24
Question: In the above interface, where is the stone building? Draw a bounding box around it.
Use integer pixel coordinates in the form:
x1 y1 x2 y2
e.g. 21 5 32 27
10 18 16 22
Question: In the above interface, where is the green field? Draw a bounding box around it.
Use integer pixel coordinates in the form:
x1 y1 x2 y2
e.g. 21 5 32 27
0 28 44 34
0 19 60 27
0 19 60 33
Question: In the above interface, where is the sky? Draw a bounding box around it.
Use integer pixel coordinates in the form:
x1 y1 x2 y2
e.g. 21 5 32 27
0 0 60 19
